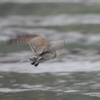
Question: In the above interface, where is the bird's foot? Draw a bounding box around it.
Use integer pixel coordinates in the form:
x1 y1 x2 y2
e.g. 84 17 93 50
28 58 36 62
31 61 36 65
34 62 39 67
28 56 40 67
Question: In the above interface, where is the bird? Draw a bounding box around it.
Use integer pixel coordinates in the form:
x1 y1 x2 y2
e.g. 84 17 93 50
7 33 65 67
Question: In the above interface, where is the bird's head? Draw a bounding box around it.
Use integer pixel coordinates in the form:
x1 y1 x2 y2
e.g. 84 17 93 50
56 51 61 56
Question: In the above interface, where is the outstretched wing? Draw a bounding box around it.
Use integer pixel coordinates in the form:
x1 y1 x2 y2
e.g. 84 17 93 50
7 33 48 55
43 40 65 53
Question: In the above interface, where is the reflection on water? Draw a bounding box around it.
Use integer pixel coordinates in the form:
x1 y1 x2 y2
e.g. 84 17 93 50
0 72 100 100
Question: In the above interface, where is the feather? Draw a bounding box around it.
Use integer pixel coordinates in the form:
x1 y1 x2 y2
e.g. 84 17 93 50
43 40 65 53
7 33 47 55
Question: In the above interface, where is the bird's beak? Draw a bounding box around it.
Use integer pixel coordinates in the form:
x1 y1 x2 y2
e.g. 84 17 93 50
58 52 61 55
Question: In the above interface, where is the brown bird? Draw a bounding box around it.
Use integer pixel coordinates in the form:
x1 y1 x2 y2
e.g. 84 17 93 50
8 33 65 67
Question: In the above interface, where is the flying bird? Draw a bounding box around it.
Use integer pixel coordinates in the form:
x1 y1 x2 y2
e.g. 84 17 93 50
8 34 65 67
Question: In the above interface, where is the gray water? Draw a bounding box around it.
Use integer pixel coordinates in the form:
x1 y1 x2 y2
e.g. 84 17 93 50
0 62 100 100
1 1 100 99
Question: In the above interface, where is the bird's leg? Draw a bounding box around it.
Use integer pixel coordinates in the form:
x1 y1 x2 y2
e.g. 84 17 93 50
28 57 36 65
31 60 36 65
29 55 42 66
34 59 40 67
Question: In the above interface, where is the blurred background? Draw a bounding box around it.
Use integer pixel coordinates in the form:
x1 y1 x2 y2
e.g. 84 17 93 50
1 0 100 100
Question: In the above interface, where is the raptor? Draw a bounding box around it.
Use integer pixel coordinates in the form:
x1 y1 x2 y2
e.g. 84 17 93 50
8 34 65 67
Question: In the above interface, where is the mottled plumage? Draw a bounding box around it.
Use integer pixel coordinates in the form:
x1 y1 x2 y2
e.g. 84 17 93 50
8 33 65 67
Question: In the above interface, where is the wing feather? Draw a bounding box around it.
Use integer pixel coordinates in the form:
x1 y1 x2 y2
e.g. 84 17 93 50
29 36 47 54
7 33 47 55
43 40 65 53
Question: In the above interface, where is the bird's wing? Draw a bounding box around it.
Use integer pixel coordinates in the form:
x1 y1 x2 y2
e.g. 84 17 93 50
43 40 65 53
7 33 47 55
28 36 47 55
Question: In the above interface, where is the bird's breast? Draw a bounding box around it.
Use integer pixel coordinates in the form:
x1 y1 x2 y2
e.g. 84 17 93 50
41 52 56 61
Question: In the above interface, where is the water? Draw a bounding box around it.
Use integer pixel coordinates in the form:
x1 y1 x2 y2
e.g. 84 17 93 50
1 1 100 99
0 63 100 100
1 0 100 3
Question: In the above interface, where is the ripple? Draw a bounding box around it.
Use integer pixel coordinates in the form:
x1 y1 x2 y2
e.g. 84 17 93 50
1 61 100 73
0 0 100 3
1 15 100 28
